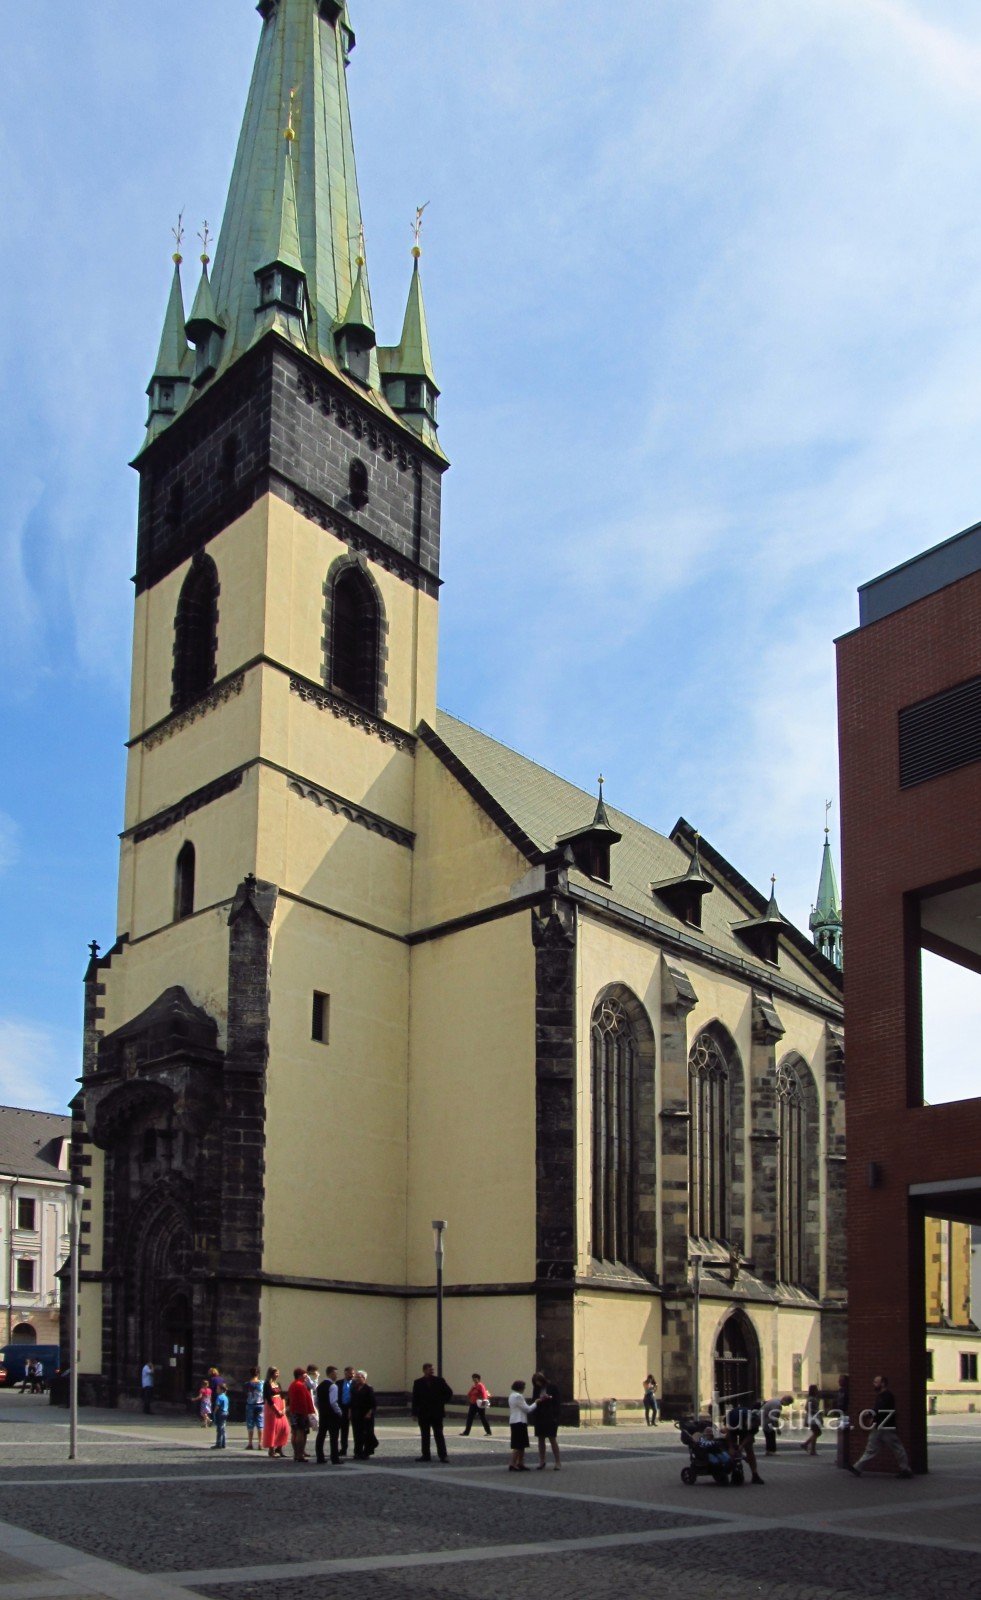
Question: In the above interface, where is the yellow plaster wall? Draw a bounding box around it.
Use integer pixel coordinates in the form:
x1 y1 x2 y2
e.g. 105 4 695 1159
574 1292 661 1406
406 915 536 1285
121 770 259 941
260 1287 407 1391
261 497 438 733
406 1295 537 1398
409 744 532 931
262 898 410 1284
125 671 262 832
99 911 233 1046
79 1282 103 1373
927 1330 981 1412
255 767 413 937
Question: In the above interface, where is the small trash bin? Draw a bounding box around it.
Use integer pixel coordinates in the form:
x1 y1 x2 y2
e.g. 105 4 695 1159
602 1398 618 1426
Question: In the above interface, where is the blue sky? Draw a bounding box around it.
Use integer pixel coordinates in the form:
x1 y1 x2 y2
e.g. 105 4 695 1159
2 0 980 1110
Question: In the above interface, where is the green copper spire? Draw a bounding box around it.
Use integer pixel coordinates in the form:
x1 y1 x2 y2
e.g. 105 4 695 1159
209 0 368 375
809 810 843 968
185 233 227 388
145 244 191 437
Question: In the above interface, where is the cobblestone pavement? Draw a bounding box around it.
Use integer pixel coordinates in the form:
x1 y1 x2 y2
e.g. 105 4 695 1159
0 1396 978 1600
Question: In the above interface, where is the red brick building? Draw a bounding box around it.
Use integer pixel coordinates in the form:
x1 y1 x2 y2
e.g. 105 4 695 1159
837 524 981 1472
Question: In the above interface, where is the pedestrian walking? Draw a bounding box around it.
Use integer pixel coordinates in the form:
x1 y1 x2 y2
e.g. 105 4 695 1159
761 1395 792 1454
724 1398 765 1484
315 1365 344 1463
412 1362 452 1463
212 1381 229 1449
460 1374 492 1437
195 1378 213 1429
532 1371 562 1470
643 1375 659 1425
286 1367 316 1461
848 1376 913 1478
801 1384 823 1456
508 1379 537 1471
350 1370 377 1459
261 1367 290 1458
338 1366 355 1457
244 1367 264 1450
141 1361 155 1414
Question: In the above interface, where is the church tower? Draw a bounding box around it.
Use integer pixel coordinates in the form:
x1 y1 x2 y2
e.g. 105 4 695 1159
809 819 843 969
72 0 447 1399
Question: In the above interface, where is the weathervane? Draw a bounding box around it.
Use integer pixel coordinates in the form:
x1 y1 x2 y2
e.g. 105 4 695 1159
412 201 430 258
171 210 185 265
824 797 833 836
284 85 298 142
198 221 212 266
356 222 366 267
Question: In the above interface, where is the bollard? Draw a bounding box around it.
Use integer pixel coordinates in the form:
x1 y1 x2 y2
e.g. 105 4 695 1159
602 1398 618 1426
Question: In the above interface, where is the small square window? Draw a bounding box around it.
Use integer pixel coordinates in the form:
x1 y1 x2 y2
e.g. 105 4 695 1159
960 1352 979 1382
15 1259 35 1293
16 1198 36 1231
312 991 330 1045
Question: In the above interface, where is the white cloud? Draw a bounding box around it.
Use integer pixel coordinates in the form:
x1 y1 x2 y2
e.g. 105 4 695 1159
0 1019 77 1115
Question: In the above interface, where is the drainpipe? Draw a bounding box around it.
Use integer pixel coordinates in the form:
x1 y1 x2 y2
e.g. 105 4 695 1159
5 1179 17 1348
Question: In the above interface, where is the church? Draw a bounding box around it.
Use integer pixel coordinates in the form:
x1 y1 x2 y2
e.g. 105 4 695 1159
69 0 846 1418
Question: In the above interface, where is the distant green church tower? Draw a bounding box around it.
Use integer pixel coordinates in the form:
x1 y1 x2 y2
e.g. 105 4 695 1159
809 818 843 968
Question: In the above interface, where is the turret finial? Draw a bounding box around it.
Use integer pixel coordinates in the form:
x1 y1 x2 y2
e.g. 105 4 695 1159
356 222 366 268
412 200 430 259
198 221 212 266
88 939 100 960
824 797 832 837
284 85 298 142
171 210 185 265
598 773 605 798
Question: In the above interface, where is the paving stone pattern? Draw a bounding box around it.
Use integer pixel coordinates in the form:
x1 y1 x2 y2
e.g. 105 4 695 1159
0 1474 694 1575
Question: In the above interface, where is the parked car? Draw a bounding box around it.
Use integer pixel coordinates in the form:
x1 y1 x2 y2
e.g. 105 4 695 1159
0 1362 7 1386
0 1345 60 1388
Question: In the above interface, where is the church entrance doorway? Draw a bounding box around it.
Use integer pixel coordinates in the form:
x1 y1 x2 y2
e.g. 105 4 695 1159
713 1311 760 1414
159 1293 193 1402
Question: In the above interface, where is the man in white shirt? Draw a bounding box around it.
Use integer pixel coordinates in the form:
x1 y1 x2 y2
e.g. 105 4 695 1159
141 1361 155 1414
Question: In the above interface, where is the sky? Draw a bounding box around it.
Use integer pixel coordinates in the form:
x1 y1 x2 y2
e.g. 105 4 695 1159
1 0 980 1111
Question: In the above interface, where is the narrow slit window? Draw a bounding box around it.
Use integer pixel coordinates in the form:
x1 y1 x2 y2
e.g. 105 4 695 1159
174 842 196 922
312 991 330 1044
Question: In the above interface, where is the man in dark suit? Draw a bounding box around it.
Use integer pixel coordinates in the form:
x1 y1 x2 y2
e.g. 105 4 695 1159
315 1366 343 1464
412 1362 453 1462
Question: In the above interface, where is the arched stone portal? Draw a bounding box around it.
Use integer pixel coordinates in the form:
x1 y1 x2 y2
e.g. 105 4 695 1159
713 1310 761 1413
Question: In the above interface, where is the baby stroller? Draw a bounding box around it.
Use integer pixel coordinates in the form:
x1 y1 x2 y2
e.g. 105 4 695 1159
677 1416 745 1486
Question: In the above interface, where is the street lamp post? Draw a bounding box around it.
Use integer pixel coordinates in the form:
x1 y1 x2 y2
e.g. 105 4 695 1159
432 1220 447 1378
689 1253 703 1418
68 1182 83 1462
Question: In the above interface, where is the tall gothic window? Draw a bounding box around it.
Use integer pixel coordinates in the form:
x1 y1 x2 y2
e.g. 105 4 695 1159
777 1060 805 1284
591 995 637 1265
329 566 380 714
174 842 195 922
172 555 219 710
688 1029 732 1241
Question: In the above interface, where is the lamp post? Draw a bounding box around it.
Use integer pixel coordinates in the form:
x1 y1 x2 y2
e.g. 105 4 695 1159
432 1220 447 1378
689 1252 703 1418
68 1182 83 1462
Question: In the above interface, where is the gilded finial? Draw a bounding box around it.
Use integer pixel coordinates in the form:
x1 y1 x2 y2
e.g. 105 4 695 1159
284 86 298 142
771 874 777 888
198 221 212 267
356 222 366 268
411 201 430 259
824 797 832 837
597 773 605 798
171 210 185 265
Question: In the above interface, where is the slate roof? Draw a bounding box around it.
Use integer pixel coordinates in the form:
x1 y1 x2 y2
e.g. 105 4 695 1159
0 1107 71 1183
428 711 841 1000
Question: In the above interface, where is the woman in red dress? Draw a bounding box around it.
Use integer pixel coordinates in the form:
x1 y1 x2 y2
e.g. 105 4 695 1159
261 1367 290 1458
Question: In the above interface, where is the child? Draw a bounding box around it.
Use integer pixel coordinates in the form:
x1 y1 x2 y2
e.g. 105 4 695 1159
196 1379 213 1428
212 1381 229 1449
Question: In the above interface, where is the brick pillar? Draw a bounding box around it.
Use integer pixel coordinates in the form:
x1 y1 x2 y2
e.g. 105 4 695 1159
749 990 785 1281
658 958 697 1415
532 894 578 1421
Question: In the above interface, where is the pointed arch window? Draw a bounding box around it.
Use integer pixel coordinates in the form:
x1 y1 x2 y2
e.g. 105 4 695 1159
688 1029 732 1241
328 566 380 714
591 996 637 1265
777 1060 805 1284
174 843 195 922
172 555 219 711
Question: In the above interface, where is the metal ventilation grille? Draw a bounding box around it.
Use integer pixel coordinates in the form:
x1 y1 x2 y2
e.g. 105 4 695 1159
899 673 981 788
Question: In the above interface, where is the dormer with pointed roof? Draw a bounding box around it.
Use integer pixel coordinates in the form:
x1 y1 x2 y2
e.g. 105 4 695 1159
556 777 622 883
651 831 714 928
733 876 786 966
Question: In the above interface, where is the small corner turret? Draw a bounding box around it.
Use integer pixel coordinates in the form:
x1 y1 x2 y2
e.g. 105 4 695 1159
253 90 309 341
145 221 191 438
185 226 226 388
335 232 376 384
809 804 843 968
379 207 440 450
